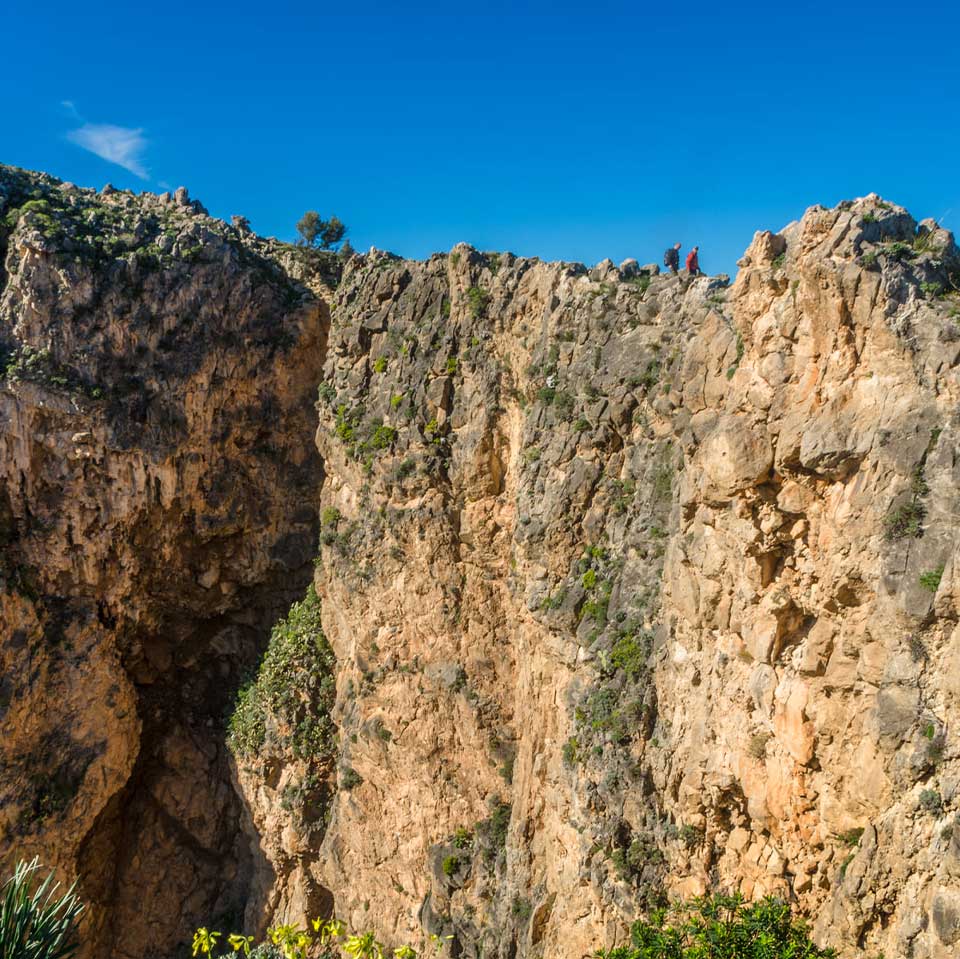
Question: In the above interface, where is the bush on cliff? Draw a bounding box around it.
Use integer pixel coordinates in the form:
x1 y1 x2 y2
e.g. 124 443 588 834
228 586 336 762
596 894 835 959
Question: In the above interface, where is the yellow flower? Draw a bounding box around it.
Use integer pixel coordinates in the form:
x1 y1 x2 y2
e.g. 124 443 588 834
192 928 221 957
228 933 254 955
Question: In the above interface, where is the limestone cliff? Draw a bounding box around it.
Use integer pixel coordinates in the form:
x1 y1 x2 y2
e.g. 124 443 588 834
0 166 329 958
3 164 960 959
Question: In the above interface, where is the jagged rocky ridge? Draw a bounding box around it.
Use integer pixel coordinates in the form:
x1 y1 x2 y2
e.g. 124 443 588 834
2 164 960 959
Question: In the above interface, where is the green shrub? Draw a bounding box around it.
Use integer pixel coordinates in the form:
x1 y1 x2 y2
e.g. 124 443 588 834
837 827 864 847
880 241 914 261
610 633 651 681
679 825 703 848
394 458 417 480
884 468 928 540
0 858 85 959
475 800 511 866
562 736 581 768
597 894 837 959
466 286 490 319
340 766 363 790
919 565 944 592
228 586 336 761
373 356 387 373
320 507 341 527
441 855 459 877
452 828 473 850
370 424 397 450
920 789 943 814
511 897 532 920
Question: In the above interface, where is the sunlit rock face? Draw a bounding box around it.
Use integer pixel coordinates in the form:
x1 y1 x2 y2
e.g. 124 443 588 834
3 165 960 959
0 166 327 959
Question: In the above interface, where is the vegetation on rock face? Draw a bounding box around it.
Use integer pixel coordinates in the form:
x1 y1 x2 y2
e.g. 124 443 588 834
597 895 836 959
228 586 336 762
0 858 85 959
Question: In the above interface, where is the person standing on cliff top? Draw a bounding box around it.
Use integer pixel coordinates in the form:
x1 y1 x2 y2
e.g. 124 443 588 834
663 242 681 274
686 246 703 277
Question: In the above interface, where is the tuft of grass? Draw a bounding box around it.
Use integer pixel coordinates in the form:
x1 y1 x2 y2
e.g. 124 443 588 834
0 858 85 959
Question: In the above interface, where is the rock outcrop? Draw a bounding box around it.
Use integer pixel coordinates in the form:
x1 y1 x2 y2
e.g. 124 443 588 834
0 167 328 959
3 166 960 959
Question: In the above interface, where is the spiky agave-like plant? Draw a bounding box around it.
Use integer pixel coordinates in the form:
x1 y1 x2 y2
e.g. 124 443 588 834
0 858 85 959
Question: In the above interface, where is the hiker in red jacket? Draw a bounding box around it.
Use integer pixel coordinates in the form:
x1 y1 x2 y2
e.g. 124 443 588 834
686 246 702 277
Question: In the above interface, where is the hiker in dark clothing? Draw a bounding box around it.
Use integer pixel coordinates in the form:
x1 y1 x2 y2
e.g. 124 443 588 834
686 246 702 277
663 242 681 274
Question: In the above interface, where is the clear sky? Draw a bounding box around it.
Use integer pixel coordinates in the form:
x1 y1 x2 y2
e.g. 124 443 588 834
3 0 959 276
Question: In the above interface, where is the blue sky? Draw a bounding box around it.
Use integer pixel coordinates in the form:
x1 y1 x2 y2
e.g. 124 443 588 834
3 0 959 276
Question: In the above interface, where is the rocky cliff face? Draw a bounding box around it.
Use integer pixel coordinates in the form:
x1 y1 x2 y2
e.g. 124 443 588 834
3 165 960 959
0 167 328 958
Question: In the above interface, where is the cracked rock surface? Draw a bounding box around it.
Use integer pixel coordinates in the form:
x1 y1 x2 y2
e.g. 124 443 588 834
3 165 960 959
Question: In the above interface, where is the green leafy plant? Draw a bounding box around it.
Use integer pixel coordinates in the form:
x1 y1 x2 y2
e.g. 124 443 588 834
837 827 864 847
344 931 384 959
441 855 459 877
919 565 944 592
0 859 85 959
228 586 336 761
511 897 532 920
920 281 945 298
884 465 929 540
466 286 490 319
597 894 837 959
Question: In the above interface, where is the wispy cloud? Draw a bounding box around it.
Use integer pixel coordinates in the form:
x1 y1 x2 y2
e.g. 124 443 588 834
64 102 149 179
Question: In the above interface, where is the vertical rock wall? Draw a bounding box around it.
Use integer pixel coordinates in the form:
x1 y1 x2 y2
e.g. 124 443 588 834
0 167 327 959
4 163 960 959
245 198 960 959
